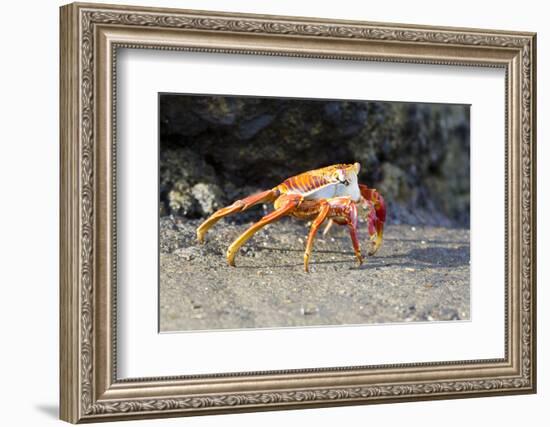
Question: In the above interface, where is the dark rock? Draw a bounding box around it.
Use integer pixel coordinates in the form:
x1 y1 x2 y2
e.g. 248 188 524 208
159 94 470 226
237 114 275 139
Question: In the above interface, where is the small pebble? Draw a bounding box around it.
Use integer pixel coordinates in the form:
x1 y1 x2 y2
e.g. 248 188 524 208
300 305 319 316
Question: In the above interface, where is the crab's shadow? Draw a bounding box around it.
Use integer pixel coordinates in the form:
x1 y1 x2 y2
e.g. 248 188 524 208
237 245 469 270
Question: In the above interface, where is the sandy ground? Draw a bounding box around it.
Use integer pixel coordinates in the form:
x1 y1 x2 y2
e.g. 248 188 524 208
159 217 470 332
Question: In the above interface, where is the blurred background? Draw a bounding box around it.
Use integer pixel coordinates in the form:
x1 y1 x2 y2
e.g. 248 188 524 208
159 94 470 227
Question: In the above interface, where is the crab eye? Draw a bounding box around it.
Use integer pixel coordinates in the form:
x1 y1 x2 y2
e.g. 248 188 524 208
333 170 349 185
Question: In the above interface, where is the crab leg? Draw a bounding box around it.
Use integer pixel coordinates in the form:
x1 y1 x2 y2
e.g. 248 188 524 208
328 198 363 267
303 201 330 272
304 198 363 271
345 202 363 266
226 194 302 267
197 188 279 243
359 184 386 255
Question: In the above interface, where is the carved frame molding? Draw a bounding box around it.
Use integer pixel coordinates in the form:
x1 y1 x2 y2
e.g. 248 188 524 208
60 2 536 423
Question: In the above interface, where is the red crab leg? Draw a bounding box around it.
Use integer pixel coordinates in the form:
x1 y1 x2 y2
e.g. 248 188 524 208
324 197 363 267
359 184 386 255
341 200 363 267
226 194 302 267
197 188 279 243
303 201 330 272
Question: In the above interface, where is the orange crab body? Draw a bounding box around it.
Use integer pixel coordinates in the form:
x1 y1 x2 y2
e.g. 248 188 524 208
196 163 386 272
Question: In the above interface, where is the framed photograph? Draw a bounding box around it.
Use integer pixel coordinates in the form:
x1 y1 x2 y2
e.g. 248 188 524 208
60 2 536 423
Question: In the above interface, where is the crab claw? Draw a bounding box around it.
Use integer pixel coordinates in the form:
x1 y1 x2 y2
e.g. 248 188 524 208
360 185 386 256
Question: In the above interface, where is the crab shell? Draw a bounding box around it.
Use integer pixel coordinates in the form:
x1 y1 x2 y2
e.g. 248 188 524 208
277 162 361 202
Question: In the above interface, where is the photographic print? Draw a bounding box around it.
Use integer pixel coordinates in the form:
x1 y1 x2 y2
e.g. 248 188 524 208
60 4 536 421
159 94 471 332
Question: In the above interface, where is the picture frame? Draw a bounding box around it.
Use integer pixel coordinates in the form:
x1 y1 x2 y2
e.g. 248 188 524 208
59 2 536 423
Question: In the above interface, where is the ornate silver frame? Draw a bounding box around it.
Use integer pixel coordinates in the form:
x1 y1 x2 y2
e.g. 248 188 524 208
60 2 536 423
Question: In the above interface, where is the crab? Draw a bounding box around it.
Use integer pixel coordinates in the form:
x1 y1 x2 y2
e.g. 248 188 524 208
196 162 386 272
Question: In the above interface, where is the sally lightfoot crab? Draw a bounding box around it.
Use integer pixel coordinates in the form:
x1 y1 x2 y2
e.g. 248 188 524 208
196 163 386 272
